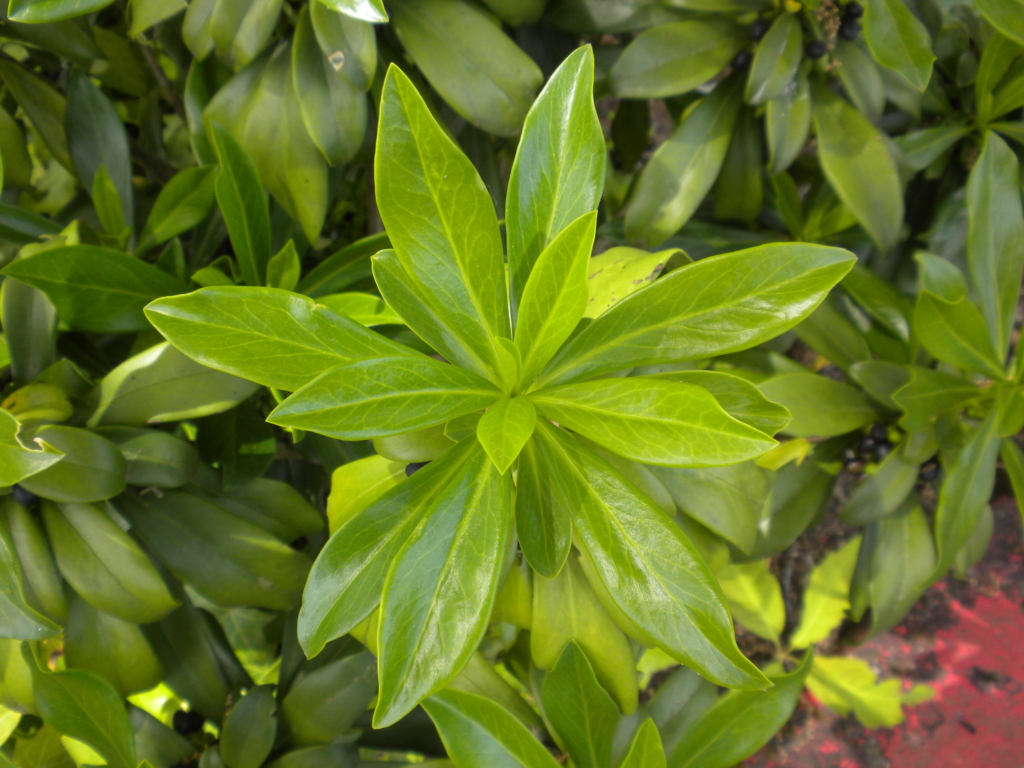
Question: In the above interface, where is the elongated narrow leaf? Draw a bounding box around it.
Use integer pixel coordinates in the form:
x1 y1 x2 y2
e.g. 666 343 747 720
966 131 1024 358
766 63 811 174
268 355 500 439
20 427 127 504
375 65 509 383
514 211 596 386
862 0 935 91
138 165 218 251
790 536 861 648
532 377 776 467
651 370 791 435
869 504 935 635
1001 438 1024 527
893 366 979 431
476 397 536 474
625 76 743 248
299 439 477 657
668 653 812 768
515 434 574 578
210 124 272 287
145 287 414 391
894 126 970 171
621 720 666 768
913 291 1006 378
841 446 918 525
0 409 62 487
534 421 769 690
310 0 377 91
0 60 71 171
535 244 854 388
3 246 186 333
0 500 60 640
812 83 903 253
423 689 560 768
746 13 803 105
375 443 511 726
507 46 605 319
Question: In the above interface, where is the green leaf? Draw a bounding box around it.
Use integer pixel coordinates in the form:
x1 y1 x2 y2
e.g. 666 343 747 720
807 655 905 728
668 653 813 768
1001 438 1024 528
792 300 872 372
138 166 218 252
389 0 542 137
297 231 388 297
531 554 638 713
317 0 388 22
374 442 510 727
280 649 377 745
833 40 885 123
19 427 127 504
842 264 913 342
972 0 1024 47
116 489 311 611
374 65 510 383
85 342 259 427
650 370 791 435
758 373 878 437
841 445 918 525
514 212 596 387
611 19 744 98
932 408 1001 582
746 13 803 105
536 243 855 388
514 434 574 578
892 366 978 430
310 0 377 91
894 126 971 172
210 123 272 287
540 642 619 768
423 689 561 768
0 409 62 487
766 63 812 174
475 397 536 474
2 246 186 333
0 499 60 640
790 536 861 648
316 292 402 327
219 478 323 541
966 131 1024 358
130 0 188 36
862 0 935 91
145 287 413 391
915 251 969 300
532 377 776 467
625 76 743 248
8 0 115 22
25 646 136 768
325 455 404 534
65 70 133 228
716 560 785 644
268 355 500 440
266 241 301 292
221 686 277 768
91 165 127 241
535 420 769 690
583 246 673 319
620 720 665 768
868 503 935 635
506 46 605 319
913 291 1006 378
811 82 903 253
0 59 72 173
7 499 66 624
298 439 476 656
42 500 178 623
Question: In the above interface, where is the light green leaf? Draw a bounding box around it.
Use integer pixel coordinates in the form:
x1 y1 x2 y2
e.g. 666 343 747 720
138 165 218 252
746 13 803 105
8 0 116 22
812 82 903 253
620 720 665 768
536 243 855 388
476 397 536 474
325 455 405 534
583 246 673 319
892 366 978 431
758 373 878 437
717 560 785 643
972 0 1024 47
807 655 905 728
863 0 936 91
507 46 605 319
268 355 500 440
534 420 770 690
316 292 402 327
913 291 1006 378
650 370 791 435
91 165 127 242
129 0 188 36
374 65 509 384
317 0 388 23
374 442 510 727
868 503 935 635
145 287 413 391
514 433 574 578
0 499 61 640
2 246 187 333
266 241 301 292
790 536 861 649
310 0 377 91
966 131 1024 358
532 377 776 467
0 409 63 487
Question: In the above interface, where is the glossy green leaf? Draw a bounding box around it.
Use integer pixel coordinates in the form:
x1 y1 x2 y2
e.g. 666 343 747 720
96 427 196 489
299 439 477 656
894 126 971 171
966 131 1024 358
932 408 1001 582
913 291 1006 378
0 60 71 171
310 0 376 91
583 246 673 319
863 0 935 91
650 370 791 435
792 299 872 372
6 499 66 623
611 19 743 98
221 686 277 768
536 243 855 388
625 76 743 248
766 63 812 174
475 397 536 474
325 455 405 534
280 649 376 745
389 0 542 137
842 264 913 342
138 166 218 252
841 445 918 525
85 342 259 427
297 231 387 297
668 653 813 768
789 536 861 648
541 642 619 768
807 655 904 728
973 0 1024 47
8 0 115 21
716 560 784 643
218 478 323 541
129 0 188 36
536 420 769 690
19 427 126 503
316 292 401 327
209 0 282 69
712 105 763 223
0 410 62 487
42 500 178 623
869 503 935 635
268 355 500 439
507 46 605 319
374 442 510 727
423 688 560 768
758 373 878 437
25 646 136 768
746 13 803 105
317 0 388 22
0 500 60 640
892 366 978 430
533 377 775 467
514 435 574 578
620 720 665 768
209 124 272 286
375 65 509 383
812 82 903 253
2 246 186 333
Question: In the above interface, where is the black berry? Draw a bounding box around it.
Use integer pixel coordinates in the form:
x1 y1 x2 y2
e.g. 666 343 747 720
173 709 205 735
806 40 829 59
858 436 876 455
405 461 429 476
749 18 771 40
11 485 38 508
844 1 864 18
919 462 939 482
839 19 861 41
289 536 308 551
731 49 753 69
869 424 888 442
874 442 890 460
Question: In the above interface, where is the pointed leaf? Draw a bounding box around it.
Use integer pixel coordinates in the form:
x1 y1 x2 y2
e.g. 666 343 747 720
893 366 979 431
746 13 803 105
476 397 536 474
0 499 60 640
649 370 791 435
863 0 936 91
972 0 1024 47
318 0 388 22
716 560 785 644
620 720 665 768
807 655 905 728
913 291 1006 378
790 536 861 648
868 503 935 635
514 433 574 578
0 409 62 487
138 165 218 252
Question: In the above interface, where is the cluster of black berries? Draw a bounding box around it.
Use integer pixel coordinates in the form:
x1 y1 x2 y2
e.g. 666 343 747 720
843 424 892 472
173 708 206 735
838 1 864 41
10 485 38 508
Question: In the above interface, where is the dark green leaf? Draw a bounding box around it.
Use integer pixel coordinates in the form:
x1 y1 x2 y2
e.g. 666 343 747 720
280 650 376 745
0 499 60 640
296 231 388 297
8 0 115 22
792 299 873 372
746 13 803 105
841 444 918 525
20 426 127 503
758 373 878 437
0 60 72 170
138 166 218 252
712 106 763 223
766 63 812 174
868 503 935 635
221 686 277 768
894 126 971 172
